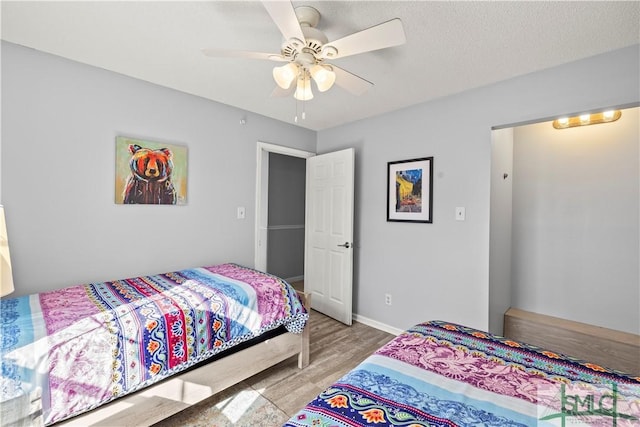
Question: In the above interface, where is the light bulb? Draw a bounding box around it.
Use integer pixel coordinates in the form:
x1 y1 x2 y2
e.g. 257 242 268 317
557 117 569 127
273 63 298 89
603 110 615 120
579 114 590 124
294 75 314 101
310 64 336 92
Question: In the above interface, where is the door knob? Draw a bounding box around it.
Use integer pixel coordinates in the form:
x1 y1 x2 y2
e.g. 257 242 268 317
337 242 351 248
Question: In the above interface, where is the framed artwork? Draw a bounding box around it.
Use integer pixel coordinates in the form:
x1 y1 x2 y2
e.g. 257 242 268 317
387 157 433 223
115 136 188 205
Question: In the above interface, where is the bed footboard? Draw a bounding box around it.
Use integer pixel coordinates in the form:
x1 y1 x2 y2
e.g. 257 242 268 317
297 292 310 369
504 307 640 376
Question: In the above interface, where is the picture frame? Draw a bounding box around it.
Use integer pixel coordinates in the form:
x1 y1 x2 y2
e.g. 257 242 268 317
115 136 188 205
387 157 433 223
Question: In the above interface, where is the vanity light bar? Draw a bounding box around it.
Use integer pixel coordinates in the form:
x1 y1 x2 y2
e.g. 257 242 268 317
552 110 622 129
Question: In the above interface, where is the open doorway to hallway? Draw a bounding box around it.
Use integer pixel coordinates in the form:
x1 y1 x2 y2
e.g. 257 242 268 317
266 153 306 285
254 142 315 286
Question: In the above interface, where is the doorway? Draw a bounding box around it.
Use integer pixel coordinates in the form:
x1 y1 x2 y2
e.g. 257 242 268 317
254 142 315 283
489 106 639 336
255 142 356 325
266 152 306 286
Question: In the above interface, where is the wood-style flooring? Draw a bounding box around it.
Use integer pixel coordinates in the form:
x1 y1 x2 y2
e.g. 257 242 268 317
249 309 395 415
158 308 395 425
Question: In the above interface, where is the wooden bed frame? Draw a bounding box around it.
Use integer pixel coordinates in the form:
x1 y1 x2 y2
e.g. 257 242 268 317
504 307 640 377
51 292 311 427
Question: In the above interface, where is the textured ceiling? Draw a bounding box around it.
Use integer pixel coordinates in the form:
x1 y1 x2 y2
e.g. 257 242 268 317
2 1 639 131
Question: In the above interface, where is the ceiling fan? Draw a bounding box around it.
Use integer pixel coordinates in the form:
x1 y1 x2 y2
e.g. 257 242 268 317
202 1 406 102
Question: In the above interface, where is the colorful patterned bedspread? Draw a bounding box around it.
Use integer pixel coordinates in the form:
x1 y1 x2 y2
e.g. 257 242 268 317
0 263 308 425
286 321 640 427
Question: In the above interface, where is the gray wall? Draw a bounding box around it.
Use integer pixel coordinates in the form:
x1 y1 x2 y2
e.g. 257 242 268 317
317 45 640 332
1 41 315 297
267 153 305 281
3 40 639 335
489 127 514 335
511 110 639 334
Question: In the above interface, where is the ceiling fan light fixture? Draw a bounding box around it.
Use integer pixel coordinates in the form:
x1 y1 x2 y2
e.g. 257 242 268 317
294 74 314 101
273 63 299 89
310 64 336 92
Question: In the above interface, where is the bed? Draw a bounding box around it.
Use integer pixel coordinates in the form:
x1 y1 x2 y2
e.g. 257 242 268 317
0 263 309 426
285 316 640 426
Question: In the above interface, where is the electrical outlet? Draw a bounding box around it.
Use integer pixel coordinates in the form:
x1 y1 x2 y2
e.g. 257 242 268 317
385 294 392 306
237 207 246 219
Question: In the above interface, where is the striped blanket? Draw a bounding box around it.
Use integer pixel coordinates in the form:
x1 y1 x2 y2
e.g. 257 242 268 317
286 321 639 426
0 263 307 425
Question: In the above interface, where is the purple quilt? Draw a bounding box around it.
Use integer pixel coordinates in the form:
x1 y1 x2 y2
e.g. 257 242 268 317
286 321 639 426
1 263 308 425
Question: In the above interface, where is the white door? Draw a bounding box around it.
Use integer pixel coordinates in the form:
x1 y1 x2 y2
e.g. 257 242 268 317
304 148 354 325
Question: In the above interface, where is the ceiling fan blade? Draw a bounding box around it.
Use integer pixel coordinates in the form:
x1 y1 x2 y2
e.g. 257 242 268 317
262 1 305 44
331 65 373 96
321 18 406 60
201 48 287 62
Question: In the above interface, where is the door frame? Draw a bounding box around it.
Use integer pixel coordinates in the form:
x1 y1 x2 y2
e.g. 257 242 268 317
254 141 315 272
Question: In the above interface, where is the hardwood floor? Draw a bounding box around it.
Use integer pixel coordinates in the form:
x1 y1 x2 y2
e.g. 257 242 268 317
157 309 395 425
289 280 304 293
249 309 395 416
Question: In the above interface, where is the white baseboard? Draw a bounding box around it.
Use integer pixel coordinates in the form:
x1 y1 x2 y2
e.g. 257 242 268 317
353 313 404 336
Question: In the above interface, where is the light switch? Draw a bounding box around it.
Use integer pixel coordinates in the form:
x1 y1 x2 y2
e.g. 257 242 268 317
237 207 246 219
456 207 465 221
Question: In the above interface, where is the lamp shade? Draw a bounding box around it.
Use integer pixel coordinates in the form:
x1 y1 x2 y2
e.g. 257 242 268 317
273 63 299 89
0 205 14 297
294 74 314 101
310 64 336 92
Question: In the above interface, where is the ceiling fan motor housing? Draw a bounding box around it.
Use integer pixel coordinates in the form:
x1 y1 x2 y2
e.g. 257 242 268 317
281 6 328 62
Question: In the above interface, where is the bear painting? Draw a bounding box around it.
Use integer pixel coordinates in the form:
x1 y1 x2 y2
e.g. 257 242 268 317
115 137 187 205
123 144 177 204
